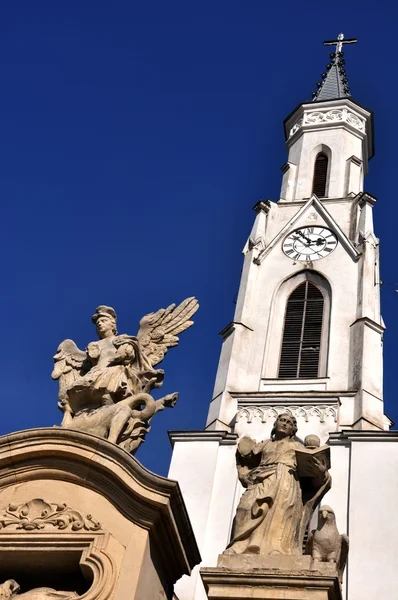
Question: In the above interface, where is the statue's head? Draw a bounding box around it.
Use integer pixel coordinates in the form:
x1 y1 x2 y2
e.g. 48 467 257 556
271 412 297 440
319 505 335 524
92 305 118 339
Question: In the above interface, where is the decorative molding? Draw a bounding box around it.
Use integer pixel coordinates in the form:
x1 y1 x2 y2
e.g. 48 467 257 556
349 316 385 334
219 321 253 341
0 532 116 600
247 235 266 254
348 155 362 167
253 200 272 214
0 428 200 582
289 106 366 138
169 430 238 446
307 109 343 124
329 429 398 444
232 390 352 401
0 499 101 532
289 118 303 136
236 405 338 425
357 191 377 208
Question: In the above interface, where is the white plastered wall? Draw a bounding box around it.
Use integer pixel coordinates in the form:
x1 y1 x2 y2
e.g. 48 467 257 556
168 436 238 600
285 127 364 201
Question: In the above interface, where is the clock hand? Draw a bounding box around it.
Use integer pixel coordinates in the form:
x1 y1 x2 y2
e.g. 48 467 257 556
297 231 312 244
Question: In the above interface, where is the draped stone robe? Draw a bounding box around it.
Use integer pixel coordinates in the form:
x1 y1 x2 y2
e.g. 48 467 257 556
226 436 330 556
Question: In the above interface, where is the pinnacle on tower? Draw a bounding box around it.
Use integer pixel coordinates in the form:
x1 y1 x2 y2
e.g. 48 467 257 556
312 33 357 102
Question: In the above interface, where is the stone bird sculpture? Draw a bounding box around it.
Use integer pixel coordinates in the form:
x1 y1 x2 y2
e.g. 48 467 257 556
305 505 349 583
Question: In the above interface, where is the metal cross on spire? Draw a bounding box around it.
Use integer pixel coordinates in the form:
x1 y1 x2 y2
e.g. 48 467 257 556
323 33 357 55
312 33 357 101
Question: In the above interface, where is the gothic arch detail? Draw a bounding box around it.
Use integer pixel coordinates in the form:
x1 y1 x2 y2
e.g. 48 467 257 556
262 271 331 379
236 405 338 425
312 153 328 197
278 280 324 379
311 144 331 198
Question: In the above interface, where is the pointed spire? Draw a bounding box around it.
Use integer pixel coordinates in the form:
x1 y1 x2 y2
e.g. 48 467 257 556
312 33 357 102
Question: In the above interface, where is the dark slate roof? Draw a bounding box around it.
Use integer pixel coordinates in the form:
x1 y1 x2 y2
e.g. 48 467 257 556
312 52 351 102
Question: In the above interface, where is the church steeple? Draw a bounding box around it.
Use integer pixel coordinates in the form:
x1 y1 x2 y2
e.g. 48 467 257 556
168 34 392 600
281 33 373 203
312 33 357 102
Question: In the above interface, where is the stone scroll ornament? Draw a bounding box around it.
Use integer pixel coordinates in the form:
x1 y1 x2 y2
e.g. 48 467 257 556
224 414 333 558
52 299 199 454
0 499 101 532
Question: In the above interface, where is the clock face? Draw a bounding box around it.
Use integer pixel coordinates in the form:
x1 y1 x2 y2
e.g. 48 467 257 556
282 227 338 262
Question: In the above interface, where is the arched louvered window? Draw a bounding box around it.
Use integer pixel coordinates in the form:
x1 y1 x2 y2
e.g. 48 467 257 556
312 153 328 197
278 281 324 379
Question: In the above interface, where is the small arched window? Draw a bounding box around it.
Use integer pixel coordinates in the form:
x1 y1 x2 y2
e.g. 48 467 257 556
312 153 328 198
278 281 324 379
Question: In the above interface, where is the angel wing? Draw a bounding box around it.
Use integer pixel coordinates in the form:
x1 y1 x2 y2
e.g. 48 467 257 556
137 297 199 368
51 339 87 400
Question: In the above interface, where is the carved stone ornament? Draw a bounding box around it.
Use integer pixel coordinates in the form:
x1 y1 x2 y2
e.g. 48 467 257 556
52 299 199 454
289 107 365 137
236 405 338 425
0 499 101 532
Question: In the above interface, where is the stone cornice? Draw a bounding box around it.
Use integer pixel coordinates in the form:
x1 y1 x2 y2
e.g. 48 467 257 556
0 428 201 581
232 391 354 402
252 200 273 214
169 430 238 446
349 316 385 333
328 430 398 443
201 568 341 598
219 321 253 340
283 97 374 160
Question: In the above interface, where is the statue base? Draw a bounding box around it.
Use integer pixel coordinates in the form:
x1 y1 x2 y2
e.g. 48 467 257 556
200 554 342 600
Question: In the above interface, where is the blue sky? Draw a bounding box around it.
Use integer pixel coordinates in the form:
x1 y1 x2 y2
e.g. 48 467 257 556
0 1 397 475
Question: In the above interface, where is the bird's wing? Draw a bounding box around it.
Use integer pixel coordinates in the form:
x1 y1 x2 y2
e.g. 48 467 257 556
51 339 87 400
137 297 199 368
338 534 350 582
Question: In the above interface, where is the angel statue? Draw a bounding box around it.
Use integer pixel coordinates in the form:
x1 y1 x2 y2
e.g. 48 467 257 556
52 298 199 454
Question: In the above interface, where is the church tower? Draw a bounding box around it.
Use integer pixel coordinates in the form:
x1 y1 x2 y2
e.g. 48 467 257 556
169 35 395 600
206 33 388 439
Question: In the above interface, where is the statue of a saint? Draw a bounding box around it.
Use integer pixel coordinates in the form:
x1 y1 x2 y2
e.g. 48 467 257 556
52 299 198 453
225 413 331 556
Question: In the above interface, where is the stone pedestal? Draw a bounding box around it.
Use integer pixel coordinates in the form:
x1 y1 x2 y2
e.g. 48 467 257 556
201 555 342 600
0 428 200 599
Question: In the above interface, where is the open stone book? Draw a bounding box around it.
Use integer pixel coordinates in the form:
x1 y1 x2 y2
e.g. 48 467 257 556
295 445 331 478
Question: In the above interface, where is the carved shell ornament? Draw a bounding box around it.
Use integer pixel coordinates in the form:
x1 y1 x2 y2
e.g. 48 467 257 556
0 499 101 532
